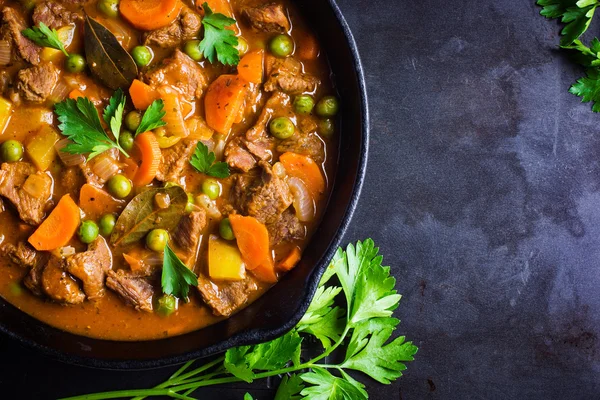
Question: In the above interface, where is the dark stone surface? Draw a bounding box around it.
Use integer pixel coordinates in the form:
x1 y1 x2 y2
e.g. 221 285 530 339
2 0 600 398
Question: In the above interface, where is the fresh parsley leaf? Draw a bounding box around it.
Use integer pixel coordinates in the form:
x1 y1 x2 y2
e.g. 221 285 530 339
274 374 305 400
243 393 253 400
537 0 578 19
296 286 345 348
190 142 231 178
103 89 126 145
22 23 69 56
199 2 240 65
561 38 600 66
137 99 166 135
55 97 127 160
300 367 368 400
162 243 199 300
569 67 600 111
560 4 598 46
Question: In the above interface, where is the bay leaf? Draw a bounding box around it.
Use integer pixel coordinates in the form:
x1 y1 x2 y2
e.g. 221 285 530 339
84 16 138 90
111 186 187 246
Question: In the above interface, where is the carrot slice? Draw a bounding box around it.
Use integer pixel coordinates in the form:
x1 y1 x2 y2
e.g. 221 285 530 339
79 184 125 220
229 214 277 283
204 75 248 134
278 247 301 271
237 50 264 84
120 0 183 31
68 89 85 100
129 79 159 110
132 132 161 186
279 152 325 198
28 194 81 251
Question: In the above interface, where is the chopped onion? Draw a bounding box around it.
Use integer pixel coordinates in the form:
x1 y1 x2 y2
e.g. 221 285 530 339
91 153 120 182
50 79 71 103
50 246 76 259
212 138 226 161
187 116 214 141
288 177 315 222
272 162 286 178
55 139 85 166
0 40 11 66
195 194 221 219
22 174 51 198
159 86 189 137
102 18 133 49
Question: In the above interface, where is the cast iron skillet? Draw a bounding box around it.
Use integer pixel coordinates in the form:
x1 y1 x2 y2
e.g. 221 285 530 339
0 0 368 369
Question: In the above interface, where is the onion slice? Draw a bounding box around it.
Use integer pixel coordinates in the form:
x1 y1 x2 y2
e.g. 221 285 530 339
55 139 85 166
0 40 11 66
288 177 315 222
90 152 120 182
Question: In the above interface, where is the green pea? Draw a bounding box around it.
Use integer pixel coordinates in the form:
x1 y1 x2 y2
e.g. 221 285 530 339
236 37 249 56
124 111 141 132
219 218 235 241
269 34 294 58
66 54 86 73
202 178 221 200
185 193 197 213
294 95 315 115
79 220 99 244
131 46 153 67
315 96 340 117
269 117 295 139
318 118 335 137
118 130 134 152
97 0 119 18
107 174 132 199
183 40 203 61
0 140 23 162
99 213 117 236
146 229 169 252
156 294 177 316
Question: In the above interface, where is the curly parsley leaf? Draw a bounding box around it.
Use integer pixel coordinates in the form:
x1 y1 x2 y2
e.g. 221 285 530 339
162 244 199 300
301 367 368 400
136 99 166 135
190 142 230 178
103 88 126 145
22 22 69 56
274 374 304 400
199 2 239 65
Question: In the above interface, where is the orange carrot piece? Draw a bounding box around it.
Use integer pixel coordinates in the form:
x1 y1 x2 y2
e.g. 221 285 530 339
229 214 277 283
120 0 182 31
279 152 326 198
237 50 264 84
28 195 81 251
122 157 139 181
204 75 248 134
278 247 301 271
129 79 159 110
79 184 125 220
132 132 161 186
68 89 85 100
297 34 320 60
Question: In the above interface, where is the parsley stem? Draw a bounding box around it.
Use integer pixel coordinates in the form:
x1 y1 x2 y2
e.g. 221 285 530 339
60 388 188 400
170 360 196 380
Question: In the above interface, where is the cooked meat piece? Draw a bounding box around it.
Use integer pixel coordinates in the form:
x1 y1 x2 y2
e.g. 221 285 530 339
42 257 86 304
197 273 258 316
267 208 305 245
12 62 59 104
242 3 290 33
60 167 86 198
225 138 257 172
32 1 81 29
244 162 292 224
65 237 112 300
173 209 207 265
156 139 198 182
0 70 11 95
276 132 324 163
0 162 52 225
23 260 45 296
1 241 38 268
264 57 319 95
106 269 154 312
246 91 290 142
144 49 208 100
229 173 255 212
246 137 274 161
144 6 201 48
79 148 119 187
1 7 41 65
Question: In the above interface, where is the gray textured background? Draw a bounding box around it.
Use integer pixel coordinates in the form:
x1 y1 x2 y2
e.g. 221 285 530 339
2 0 600 398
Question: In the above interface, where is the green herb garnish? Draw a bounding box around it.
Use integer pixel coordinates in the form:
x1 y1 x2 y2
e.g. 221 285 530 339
102 88 126 148
190 142 230 178
22 22 69 56
162 243 199 300
61 239 418 400
136 99 167 135
199 2 240 66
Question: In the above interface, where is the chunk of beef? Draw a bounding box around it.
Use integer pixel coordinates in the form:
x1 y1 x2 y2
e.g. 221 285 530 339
242 3 290 33
144 49 208 100
60 167 86 198
225 138 257 172
156 139 198 182
229 173 255 212
173 209 207 265
12 62 59 104
267 208 305 245
246 91 290 142
32 1 81 29
1 241 38 268
1 7 41 65
42 257 86 304
23 260 45 296
144 6 201 48
264 57 319 95
0 70 11 95
244 162 292 224
197 273 258 316
245 137 274 161
0 162 52 225
106 269 154 312
79 148 119 187
276 132 324 163
65 237 112 300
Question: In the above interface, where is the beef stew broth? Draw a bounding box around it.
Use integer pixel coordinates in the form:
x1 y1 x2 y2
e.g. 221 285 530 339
0 0 338 340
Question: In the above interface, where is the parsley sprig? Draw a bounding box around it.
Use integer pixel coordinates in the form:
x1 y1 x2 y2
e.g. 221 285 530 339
199 2 240 66
162 243 199 300
190 142 230 178
62 239 418 400
22 23 69 56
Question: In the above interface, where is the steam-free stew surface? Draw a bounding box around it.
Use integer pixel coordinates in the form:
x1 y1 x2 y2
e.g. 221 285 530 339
0 0 338 340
